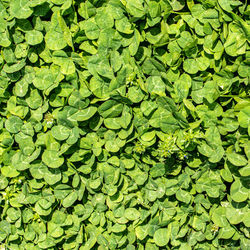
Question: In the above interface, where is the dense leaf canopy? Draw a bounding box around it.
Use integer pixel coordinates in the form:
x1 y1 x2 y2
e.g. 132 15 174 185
0 0 249 249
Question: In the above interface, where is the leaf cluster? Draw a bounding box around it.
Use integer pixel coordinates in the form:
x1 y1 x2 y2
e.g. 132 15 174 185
0 0 249 249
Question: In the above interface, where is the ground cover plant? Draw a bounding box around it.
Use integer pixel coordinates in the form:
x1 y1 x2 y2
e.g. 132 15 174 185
0 0 249 249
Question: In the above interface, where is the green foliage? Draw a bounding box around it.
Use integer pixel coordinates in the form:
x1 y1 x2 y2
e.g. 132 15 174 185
0 0 249 249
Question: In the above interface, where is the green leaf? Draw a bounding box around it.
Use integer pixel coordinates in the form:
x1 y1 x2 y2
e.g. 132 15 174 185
5 116 23 134
238 106 250 128
62 191 78 208
33 67 62 91
95 9 114 29
10 0 33 19
82 18 100 40
124 208 140 221
230 179 248 203
218 0 242 12
183 59 199 74
146 76 166 96
25 30 43 45
218 226 235 239
51 125 71 141
149 107 179 133
153 228 170 247
45 12 67 51
135 225 148 241
115 16 133 34
0 176 8 189
3 59 26 73
127 86 144 103
176 189 192 204
52 51 75 75
42 150 64 168
227 152 248 167
150 163 165 178
68 106 97 122
1 165 20 178
173 73 192 102
126 0 145 18
111 224 127 233
226 206 245 225
212 207 228 227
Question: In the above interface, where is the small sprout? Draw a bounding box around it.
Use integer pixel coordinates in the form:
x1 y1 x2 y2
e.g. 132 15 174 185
177 151 188 160
134 141 146 154
221 202 229 207
44 112 54 125
211 224 219 233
